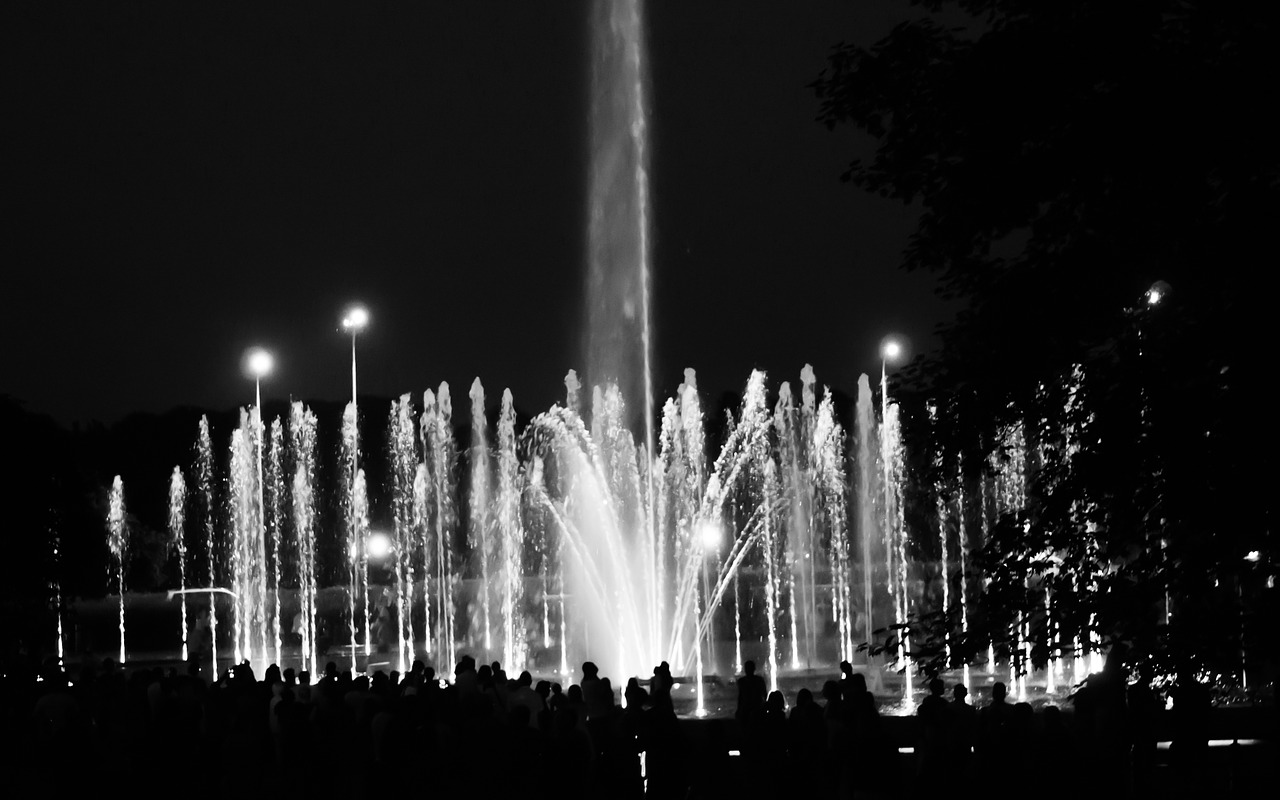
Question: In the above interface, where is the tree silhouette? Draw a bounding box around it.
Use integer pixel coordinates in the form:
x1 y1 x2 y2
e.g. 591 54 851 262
814 0 1276 685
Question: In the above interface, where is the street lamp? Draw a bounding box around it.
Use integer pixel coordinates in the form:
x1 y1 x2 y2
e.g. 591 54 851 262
341 304 370 659
244 346 272 669
879 335 904 672
342 304 369 411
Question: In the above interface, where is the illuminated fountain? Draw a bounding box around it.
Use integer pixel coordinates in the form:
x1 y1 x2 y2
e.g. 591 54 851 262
92 0 1121 714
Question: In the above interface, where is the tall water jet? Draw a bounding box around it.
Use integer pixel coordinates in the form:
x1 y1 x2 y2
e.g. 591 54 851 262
49 514 64 662
289 402 319 676
760 448 781 692
196 416 218 676
469 378 494 653
168 467 188 661
352 469 370 664
341 401 361 668
229 416 268 670
854 376 879 672
774 381 809 669
882 402 911 698
928 403 950 662
266 418 284 668
390 394 419 673
814 388 853 663
496 389 525 670
107 475 127 664
422 384 459 666
993 417 1028 698
586 0 654 452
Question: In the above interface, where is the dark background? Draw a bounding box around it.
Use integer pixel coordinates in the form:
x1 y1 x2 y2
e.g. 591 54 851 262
4 0 949 427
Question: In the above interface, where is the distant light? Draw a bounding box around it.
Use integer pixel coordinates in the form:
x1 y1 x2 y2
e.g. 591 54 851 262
367 531 392 560
699 520 723 550
245 348 273 379
343 304 370 332
728 750 741 757
1244 550 1260 563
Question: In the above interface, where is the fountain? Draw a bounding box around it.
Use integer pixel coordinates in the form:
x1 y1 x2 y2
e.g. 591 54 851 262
290 402 320 676
86 1 1131 715
167 467 188 661
107 475 127 664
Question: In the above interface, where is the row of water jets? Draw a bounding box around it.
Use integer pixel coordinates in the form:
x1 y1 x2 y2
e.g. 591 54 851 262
100 365 1104 712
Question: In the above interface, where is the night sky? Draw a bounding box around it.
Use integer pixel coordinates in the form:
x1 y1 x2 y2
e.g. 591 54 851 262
6 1 952 426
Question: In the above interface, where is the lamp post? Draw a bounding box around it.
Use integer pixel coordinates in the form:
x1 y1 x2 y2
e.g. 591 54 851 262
342 304 370 660
879 336 904 669
246 347 272 670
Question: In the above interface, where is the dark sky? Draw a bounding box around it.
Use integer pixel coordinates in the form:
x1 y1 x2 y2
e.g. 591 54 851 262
5 0 952 425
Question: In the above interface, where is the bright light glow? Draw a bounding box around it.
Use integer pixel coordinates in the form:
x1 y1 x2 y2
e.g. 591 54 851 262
1146 280 1171 306
245 348 273 379
698 520 723 550
366 531 392 560
1244 550 1260 562
342 304 370 332
881 336 904 362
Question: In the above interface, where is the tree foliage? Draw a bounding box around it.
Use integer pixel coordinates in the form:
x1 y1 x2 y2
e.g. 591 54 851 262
814 0 1276 685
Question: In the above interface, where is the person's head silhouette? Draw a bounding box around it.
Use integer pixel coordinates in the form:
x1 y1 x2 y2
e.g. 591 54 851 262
992 682 1007 703
952 684 968 704
929 677 945 696
743 660 756 677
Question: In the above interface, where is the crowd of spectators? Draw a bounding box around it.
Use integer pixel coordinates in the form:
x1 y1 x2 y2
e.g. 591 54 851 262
1 646 1228 799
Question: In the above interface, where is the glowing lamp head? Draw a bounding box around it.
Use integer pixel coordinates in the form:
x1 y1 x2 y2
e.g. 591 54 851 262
343 305 370 332
366 531 392 560
245 348 274 380
881 338 903 362
1146 281 1171 307
698 520 723 551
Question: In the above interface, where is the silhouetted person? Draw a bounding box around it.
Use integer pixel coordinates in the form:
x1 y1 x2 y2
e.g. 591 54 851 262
580 661 609 721
1171 670 1210 792
735 660 766 725
1040 705 1074 799
788 687 826 793
1074 646 1129 795
978 681 1013 771
949 683 977 774
916 676 951 787
1127 662 1159 792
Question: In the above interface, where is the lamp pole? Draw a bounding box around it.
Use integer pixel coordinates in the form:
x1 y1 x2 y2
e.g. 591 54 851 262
342 305 369 660
246 347 273 670
879 337 902 667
